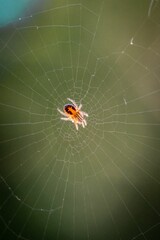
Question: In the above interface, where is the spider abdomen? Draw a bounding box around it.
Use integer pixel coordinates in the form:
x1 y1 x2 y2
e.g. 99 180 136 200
64 104 76 115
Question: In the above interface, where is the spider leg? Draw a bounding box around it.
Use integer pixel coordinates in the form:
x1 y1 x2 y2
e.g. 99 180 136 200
81 111 88 117
60 117 72 122
78 104 82 110
83 119 87 126
74 122 79 130
67 98 78 108
57 108 66 117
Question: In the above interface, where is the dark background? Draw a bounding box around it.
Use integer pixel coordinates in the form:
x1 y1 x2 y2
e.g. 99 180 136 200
0 0 160 239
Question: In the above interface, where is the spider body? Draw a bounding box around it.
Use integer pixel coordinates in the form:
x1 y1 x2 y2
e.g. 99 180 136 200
64 104 76 115
57 98 88 130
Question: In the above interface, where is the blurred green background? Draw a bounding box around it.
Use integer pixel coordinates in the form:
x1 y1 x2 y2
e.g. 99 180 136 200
0 0 160 240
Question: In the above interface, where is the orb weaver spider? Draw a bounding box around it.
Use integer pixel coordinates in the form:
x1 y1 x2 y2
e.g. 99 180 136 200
57 98 88 130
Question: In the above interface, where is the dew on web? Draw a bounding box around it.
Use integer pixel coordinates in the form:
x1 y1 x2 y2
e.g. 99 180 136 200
0 0 160 240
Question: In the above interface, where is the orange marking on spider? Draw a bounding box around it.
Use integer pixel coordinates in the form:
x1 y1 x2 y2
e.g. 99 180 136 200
57 98 88 130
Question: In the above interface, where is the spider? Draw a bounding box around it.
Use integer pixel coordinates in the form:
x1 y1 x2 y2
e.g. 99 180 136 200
57 98 88 130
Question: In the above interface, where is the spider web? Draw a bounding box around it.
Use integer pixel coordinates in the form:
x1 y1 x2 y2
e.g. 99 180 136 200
0 0 160 239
